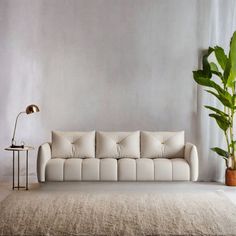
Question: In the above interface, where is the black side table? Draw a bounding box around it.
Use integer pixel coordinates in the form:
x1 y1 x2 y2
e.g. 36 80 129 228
5 146 34 190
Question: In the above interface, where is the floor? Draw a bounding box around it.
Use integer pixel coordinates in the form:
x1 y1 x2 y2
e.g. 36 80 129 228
0 181 236 204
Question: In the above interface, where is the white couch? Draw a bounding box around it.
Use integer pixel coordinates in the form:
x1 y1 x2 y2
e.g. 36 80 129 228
37 131 198 182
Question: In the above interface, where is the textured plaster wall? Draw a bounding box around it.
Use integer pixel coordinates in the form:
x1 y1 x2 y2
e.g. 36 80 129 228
0 0 209 180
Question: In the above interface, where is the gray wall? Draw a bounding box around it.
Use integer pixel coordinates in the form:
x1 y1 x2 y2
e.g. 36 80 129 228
0 0 221 180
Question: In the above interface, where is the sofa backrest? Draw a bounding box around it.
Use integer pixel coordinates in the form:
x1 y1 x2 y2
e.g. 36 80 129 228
51 130 185 159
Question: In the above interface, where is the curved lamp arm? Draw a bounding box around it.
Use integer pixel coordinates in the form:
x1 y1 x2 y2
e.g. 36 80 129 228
11 111 26 145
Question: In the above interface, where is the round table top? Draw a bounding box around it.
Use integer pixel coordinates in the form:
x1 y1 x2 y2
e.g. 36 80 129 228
5 146 34 151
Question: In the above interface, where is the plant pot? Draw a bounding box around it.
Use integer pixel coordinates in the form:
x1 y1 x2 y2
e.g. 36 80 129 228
225 168 236 186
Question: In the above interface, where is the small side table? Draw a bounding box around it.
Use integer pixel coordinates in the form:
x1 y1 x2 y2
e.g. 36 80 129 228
5 146 34 190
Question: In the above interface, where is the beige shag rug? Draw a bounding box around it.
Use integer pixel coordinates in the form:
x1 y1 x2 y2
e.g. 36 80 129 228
0 191 236 236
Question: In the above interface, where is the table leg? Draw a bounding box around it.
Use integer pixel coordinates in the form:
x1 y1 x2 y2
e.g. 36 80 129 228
12 151 15 190
18 151 20 190
26 150 28 190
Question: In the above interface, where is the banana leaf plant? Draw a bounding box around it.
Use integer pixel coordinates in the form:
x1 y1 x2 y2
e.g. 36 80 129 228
193 31 236 170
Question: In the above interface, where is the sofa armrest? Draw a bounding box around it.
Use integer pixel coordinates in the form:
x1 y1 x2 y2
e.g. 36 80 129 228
184 143 199 181
37 142 51 182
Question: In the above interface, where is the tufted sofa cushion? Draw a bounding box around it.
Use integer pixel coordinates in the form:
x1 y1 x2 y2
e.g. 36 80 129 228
96 131 140 159
51 131 95 158
141 131 184 158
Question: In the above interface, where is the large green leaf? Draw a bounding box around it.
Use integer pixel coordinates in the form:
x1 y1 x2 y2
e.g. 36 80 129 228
227 72 235 89
214 46 227 70
210 62 219 72
209 113 230 131
210 62 223 82
205 90 233 108
229 31 236 80
208 47 215 55
223 89 234 103
193 70 225 95
211 70 223 78
224 59 232 86
202 54 212 78
204 105 229 117
233 94 236 106
200 48 214 78
210 62 224 78
193 70 212 86
211 147 229 159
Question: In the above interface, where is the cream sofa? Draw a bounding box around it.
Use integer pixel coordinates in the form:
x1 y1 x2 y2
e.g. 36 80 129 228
37 131 198 182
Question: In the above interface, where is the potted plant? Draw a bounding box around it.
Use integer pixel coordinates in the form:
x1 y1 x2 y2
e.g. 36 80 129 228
193 31 236 186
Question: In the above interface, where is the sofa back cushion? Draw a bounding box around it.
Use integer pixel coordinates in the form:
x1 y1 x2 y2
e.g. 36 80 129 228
141 131 184 158
51 131 95 158
96 131 140 159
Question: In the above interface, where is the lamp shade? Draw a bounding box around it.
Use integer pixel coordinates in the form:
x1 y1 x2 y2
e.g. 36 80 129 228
25 104 40 114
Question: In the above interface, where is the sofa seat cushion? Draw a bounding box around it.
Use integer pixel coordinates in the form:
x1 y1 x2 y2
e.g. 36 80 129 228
118 158 136 181
96 131 140 159
51 131 95 159
64 159 82 181
100 159 117 181
154 158 190 181
45 159 65 181
172 158 190 180
154 159 172 180
136 158 154 181
82 159 100 181
45 158 190 181
141 131 185 158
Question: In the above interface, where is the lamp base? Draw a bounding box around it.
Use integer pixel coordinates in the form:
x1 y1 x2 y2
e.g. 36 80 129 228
10 144 24 149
